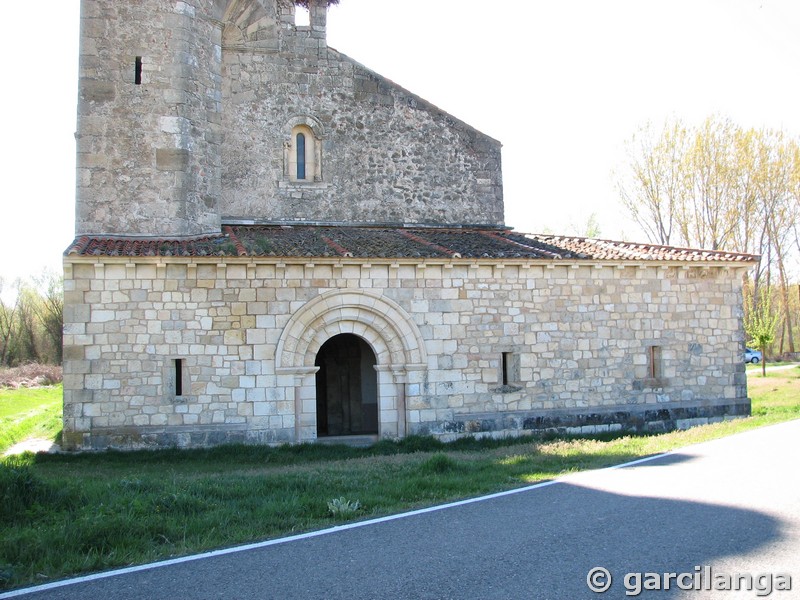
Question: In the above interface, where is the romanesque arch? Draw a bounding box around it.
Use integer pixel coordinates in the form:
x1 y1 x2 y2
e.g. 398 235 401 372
275 290 426 371
275 290 427 441
286 115 325 140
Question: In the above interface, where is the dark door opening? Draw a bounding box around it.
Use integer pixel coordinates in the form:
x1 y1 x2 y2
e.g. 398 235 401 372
315 334 378 437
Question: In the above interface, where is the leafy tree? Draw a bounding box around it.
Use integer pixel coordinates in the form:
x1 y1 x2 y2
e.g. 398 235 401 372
0 278 16 366
15 287 41 364
568 213 602 238
745 287 779 377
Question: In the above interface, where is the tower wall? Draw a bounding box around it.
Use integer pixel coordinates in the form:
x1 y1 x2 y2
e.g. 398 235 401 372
74 0 505 234
75 0 223 237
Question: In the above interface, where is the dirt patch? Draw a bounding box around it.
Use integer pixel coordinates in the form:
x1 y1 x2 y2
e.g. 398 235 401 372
3 437 62 456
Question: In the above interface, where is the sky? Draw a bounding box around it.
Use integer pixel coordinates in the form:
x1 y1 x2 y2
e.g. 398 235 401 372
2 0 799 289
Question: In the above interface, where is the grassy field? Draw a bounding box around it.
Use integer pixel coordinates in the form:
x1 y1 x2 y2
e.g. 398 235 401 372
1 368 798 591
0 385 62 455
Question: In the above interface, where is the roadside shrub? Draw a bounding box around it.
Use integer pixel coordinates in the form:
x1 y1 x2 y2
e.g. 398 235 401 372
419 453 460 475
0 465 50 523
0 364 63 389
327 497 361 517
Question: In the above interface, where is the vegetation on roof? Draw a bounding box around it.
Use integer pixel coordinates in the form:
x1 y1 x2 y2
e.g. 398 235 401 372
294 0 340 7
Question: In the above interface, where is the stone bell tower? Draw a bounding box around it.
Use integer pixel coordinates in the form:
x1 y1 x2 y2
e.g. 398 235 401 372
74 0 224 237
74 0 505 234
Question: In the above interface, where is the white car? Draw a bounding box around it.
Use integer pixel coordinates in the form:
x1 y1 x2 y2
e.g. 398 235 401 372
744 348 763 364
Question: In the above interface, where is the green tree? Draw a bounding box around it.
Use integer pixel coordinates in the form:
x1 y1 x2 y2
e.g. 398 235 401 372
0 278 16 366
745 288 780 377
568 213 602 238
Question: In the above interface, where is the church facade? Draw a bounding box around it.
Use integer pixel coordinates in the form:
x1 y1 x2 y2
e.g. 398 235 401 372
62 0 757 449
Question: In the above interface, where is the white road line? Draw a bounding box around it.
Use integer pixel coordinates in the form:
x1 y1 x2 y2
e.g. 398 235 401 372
0 450 676 598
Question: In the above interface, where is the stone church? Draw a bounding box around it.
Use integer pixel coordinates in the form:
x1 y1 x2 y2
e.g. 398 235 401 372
62 0 757 450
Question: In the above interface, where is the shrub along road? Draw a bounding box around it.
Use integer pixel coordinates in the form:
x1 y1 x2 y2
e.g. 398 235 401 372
7 418 799 600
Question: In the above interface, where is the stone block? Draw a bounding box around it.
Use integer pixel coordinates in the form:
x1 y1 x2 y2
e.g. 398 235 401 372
156 148 189 171
80 79 115 103
253 401 274 416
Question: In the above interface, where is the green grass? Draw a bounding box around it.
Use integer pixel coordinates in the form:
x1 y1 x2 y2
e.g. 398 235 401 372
1 371 798 591
747 365 800 420
0 385 62 454
746 361 798 372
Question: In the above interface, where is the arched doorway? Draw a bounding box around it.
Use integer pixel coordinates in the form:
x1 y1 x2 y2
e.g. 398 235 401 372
315 334 378 437
275 290 428 442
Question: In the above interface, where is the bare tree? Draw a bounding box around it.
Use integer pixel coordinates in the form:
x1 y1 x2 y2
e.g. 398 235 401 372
0 278 17 366
684 117 742 250
0 273 65 366
615 116 800 357
32 271 64 364
617 119 689 245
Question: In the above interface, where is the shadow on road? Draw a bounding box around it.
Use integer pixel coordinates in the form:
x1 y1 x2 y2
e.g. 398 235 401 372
11 479 785 600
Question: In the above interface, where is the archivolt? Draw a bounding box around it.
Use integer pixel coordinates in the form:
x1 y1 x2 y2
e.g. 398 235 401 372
217 0 275 47
275 290 427 371
286 115 325 139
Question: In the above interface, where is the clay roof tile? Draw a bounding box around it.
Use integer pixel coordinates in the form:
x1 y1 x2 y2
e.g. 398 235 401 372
63 226 760 264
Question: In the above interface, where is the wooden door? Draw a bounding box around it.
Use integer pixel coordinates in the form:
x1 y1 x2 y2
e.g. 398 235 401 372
315 334 378 436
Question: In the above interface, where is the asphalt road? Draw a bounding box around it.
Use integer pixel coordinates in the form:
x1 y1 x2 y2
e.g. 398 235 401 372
5 420 799 600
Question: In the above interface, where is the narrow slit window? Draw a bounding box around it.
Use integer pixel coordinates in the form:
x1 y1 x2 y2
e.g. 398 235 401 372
648 346 662 380
175 359 183 396
296 132 306 180
500 352 521 388
134 56 143 85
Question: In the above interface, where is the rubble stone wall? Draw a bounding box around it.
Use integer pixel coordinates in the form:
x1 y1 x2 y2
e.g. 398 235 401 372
75 0 504 238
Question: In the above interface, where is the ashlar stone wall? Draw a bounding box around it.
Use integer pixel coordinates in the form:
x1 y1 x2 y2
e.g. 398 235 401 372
62 257 750 450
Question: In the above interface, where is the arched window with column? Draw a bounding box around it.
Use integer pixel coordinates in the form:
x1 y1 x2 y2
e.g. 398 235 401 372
285 117 324 183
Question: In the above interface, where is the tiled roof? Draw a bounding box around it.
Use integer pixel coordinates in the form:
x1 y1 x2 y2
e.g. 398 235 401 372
65 234 235 258
65 225 759 264
525 234 758 263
